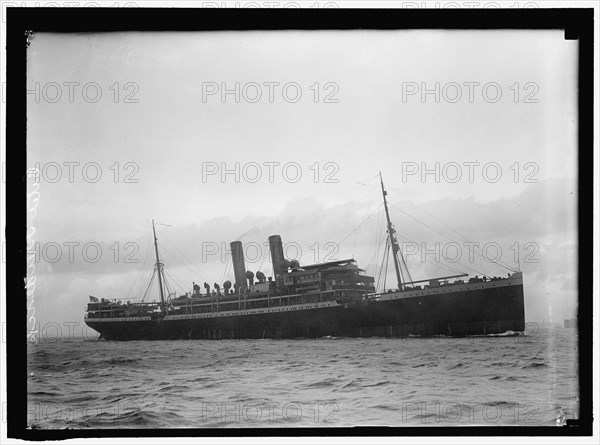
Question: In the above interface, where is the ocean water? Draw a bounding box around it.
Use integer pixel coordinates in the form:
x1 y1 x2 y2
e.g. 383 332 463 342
27 326 578 429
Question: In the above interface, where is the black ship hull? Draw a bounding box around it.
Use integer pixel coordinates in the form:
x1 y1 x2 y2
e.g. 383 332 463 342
85 275 525 341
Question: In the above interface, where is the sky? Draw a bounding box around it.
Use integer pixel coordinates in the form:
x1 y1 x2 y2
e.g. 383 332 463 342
25 30 578 332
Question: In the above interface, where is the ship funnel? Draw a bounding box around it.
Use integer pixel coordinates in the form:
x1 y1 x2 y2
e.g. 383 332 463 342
230 241 247 293
268 235 285 278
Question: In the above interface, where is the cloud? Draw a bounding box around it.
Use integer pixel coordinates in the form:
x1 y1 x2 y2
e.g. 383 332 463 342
30 177 576 326
25 30 578 327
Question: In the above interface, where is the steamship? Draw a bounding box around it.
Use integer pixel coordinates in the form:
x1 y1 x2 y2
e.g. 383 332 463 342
84 175 525 340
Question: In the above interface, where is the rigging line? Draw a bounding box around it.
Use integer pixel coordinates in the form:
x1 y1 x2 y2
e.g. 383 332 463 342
138 263 156 301
161 266 177 298
394 231 467 277
372 207 386 273
373 211 386 278
392 199 515 276
133 270 149 302
397 234 492 280
390 203 458 244
159 268 170 300
336 203 384 249
141 269 157 303
476 246 489 280
354 172 381 187
396 228 413 283
163 276 172 299
163 268 188 294
136 232 163 299
376 238 390 293
157 250 193 294
220 253 228 285
170 272 189 294
407 200 496 274
387 191 458 241
375 242 384 291
389 203 516 273
383 242 389 292
220 253 235 286
126 237 154 299
134 248 157 301
403 194 486 246
226 258 233 284
132 261 154 302
159 241 213 284
379 241 388 292
365 209 382 272
365 233 382 275
158 233 214 283
398 246 413 284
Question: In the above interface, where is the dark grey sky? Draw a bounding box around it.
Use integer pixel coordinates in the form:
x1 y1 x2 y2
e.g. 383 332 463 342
26 30 577 328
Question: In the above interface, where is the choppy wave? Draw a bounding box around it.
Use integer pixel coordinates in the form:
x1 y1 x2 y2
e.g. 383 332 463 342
27 326 578 428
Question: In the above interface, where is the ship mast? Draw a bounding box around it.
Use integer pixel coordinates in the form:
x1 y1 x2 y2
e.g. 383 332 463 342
152 219 167 315
380 172 406 291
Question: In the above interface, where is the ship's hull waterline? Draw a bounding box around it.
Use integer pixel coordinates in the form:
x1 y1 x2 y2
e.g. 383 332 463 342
85 276 525 341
